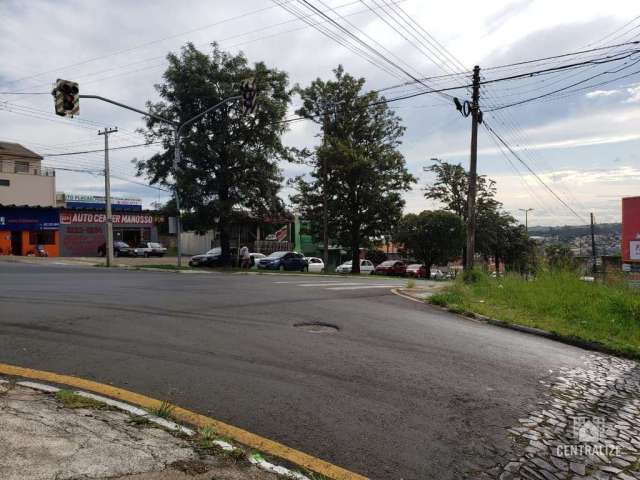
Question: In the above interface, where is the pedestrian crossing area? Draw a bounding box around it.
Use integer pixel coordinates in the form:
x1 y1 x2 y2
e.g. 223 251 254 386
273 279 404 291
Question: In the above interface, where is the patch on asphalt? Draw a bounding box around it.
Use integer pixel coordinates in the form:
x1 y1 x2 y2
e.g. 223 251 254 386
474 353 640 480
293 322 340 334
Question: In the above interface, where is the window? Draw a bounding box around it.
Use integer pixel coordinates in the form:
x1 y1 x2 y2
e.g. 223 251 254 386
0 179 9 187
29 231 56 245
14 161 30 173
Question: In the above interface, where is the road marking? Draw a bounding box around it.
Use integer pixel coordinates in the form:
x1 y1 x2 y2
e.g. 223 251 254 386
326 285 402 290
0 362 367 480
296 282 366 287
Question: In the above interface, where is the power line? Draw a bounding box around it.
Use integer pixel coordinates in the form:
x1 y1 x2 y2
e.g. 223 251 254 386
484 122 587 223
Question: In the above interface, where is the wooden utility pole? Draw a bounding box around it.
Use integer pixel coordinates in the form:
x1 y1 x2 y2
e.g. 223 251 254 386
465 66 481 270
98 127 118 267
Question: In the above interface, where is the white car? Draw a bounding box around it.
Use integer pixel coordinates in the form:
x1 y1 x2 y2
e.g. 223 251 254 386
304 257 325 273
335 259 375 274
249 252 266 268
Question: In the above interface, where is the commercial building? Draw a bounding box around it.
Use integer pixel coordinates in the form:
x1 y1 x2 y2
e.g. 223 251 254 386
0 142 60 256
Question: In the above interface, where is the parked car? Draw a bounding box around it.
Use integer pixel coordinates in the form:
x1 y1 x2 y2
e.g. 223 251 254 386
189 247 222 267
431 269 445 280
374 260 407 276
257 251 306 271
133 242 167 257
406 264 427 278
335 259 375 274
304 257 325 273
98 241 134 257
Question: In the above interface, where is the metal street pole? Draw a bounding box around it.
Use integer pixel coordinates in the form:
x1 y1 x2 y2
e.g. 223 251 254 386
590 212 597 274
519 208 534 233
465 66 481 271
98 127 118 267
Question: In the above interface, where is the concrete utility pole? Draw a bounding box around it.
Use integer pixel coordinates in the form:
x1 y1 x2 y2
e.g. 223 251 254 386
519 208 534 233
465 66 481 271
98 127 118 267
590 212 597 274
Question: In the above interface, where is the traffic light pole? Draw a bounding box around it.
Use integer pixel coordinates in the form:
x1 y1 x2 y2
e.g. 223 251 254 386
78 94 241 268
98 127 118 267
465 66 481 271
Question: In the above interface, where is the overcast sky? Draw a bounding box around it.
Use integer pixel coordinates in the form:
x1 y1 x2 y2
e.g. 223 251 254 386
1 0 639 226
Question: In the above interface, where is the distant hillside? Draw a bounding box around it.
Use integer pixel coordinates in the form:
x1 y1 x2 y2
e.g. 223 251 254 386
528 223 620 241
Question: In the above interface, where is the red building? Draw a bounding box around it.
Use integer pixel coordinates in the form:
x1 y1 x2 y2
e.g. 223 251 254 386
622 196 640 264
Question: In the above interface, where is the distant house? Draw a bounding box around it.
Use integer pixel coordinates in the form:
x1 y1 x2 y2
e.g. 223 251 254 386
0 142 55 207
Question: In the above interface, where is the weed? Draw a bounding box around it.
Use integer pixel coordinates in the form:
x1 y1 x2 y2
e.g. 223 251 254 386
406 278 416 289
55 390 109 409
151 400 175 419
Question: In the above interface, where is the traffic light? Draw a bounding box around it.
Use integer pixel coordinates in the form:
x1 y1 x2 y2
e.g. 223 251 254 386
241 77 257 114
52 79 79 117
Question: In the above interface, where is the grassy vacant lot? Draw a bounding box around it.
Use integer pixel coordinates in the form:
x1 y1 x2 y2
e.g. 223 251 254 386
430 271 640 358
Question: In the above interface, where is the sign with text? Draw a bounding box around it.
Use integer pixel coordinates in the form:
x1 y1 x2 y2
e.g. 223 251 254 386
60 211 154 225
622 197 640 263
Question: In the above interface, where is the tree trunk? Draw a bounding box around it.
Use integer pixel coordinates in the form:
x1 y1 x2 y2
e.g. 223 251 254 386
219 218 231 267
425 263 432 279
351 224 360 274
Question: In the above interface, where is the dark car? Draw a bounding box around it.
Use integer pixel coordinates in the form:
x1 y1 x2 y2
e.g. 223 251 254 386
256 251 306 271
189 247 222 267
374 260 407 276
406 264 427 278
98 241 134 257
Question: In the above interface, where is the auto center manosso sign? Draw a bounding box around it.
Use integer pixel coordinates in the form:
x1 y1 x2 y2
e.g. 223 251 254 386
60 211 154 225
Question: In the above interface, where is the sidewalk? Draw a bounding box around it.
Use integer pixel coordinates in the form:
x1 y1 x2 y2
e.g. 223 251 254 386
0 380 306 480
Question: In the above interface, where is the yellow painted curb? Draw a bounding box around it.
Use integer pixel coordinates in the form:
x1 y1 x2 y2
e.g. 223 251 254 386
0 362 367 480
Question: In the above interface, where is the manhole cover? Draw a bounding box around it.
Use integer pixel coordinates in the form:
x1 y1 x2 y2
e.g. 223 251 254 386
293 322 339 334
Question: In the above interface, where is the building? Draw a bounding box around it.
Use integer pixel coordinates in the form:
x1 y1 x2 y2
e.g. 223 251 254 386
0 142 60 256
0 142 56 207
57 194 161 256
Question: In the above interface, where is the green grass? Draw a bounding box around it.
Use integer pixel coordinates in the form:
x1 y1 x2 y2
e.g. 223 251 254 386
151 400 175 419
136 264 193 271
55 389 110 409
430 270 640 358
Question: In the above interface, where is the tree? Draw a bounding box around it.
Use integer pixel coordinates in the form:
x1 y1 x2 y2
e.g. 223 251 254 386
394 210 465 278
136 43 292 265
423 158 501 220
290 67 415 273
545 244 576 271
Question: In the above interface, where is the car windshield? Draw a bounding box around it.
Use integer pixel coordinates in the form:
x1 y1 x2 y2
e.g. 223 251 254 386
408 264 422 269
340 261 352 266
379 260 396 266
115 242 129 247
267 251 287 258
149 243 162 248
206 248 221 255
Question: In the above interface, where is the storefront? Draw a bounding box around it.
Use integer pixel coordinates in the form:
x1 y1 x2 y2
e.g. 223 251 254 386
0 206 60 256
59 209 160 256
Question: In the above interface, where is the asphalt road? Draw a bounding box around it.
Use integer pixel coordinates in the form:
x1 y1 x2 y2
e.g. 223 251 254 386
0 262 588 479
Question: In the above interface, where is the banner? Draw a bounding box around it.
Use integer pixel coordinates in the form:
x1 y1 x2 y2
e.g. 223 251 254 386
622 197 640 263
60 211 154 225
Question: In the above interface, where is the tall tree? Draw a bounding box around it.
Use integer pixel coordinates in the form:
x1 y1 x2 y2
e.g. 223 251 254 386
423 158 500 219
290 67 415 273
395 210 465 278
136 43 292 265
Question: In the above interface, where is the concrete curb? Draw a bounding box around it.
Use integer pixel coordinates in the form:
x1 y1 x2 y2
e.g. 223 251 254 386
391 289 639 360
0 377 311 480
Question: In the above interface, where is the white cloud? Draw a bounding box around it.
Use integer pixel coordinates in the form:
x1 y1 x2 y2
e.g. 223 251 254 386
625 84 640 103
585 89 619 98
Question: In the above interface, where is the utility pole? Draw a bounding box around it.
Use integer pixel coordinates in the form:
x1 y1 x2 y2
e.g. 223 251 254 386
465 65 481 270
98 127 118 267
590 212 597 274
519 208 534 233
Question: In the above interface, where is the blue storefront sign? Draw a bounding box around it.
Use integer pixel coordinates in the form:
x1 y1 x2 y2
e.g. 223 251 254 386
0 207 59 231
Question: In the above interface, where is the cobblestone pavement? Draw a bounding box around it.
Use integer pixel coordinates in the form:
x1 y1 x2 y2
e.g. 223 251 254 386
475 354 640 480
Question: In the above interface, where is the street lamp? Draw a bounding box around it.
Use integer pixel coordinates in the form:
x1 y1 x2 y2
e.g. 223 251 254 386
519 208 534 233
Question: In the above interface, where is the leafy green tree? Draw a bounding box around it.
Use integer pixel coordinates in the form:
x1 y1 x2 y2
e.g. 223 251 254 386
290 67 415 273
395 210 465 278
423 158 501 219
136 43 292 265
545 244 576 271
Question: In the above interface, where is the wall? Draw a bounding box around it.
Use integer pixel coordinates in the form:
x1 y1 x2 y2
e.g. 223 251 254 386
0 231 10 254
0 172 56 207
180 230 215 256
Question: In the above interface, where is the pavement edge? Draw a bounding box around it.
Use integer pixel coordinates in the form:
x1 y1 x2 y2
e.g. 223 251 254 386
0 362 368 480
